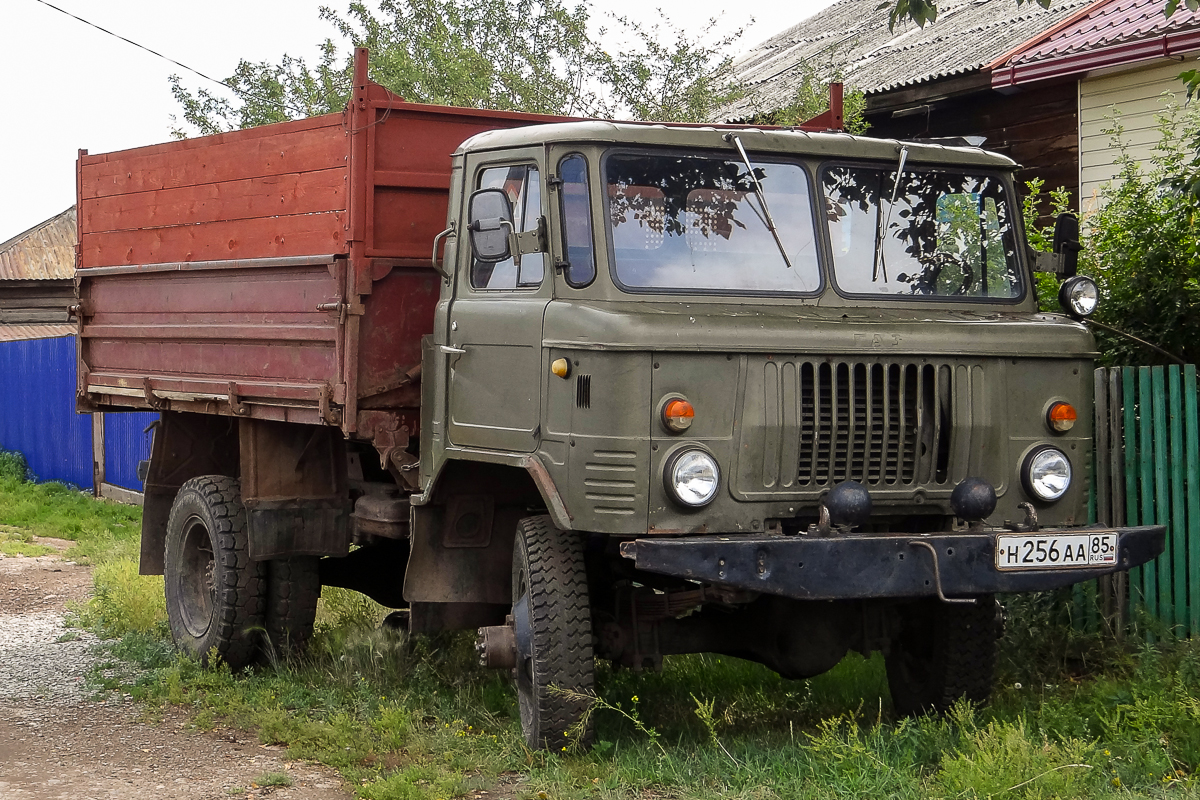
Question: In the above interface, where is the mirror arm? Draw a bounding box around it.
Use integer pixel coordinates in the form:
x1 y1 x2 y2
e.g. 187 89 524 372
1032 251 1067 275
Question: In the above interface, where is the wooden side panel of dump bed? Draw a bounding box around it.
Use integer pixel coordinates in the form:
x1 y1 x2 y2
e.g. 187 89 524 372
76 104 350 427
77 48 571 438
77 113 350 267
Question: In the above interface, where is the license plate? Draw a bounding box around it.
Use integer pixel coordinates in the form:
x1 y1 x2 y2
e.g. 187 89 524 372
995 533 1119 570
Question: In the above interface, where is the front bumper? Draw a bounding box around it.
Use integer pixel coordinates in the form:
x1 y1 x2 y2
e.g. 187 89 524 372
618 526 1165 601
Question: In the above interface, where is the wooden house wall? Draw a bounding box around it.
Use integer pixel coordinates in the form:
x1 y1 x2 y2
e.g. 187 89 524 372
864 80 1079 218
0 279 74 324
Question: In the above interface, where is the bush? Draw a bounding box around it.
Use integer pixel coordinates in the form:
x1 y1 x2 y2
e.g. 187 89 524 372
0 449 34 483
1083 99 1200 365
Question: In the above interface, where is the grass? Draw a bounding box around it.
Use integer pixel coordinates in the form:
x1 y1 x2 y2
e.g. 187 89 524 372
6 446 1200 798
253 771 294 788
0 526 56 557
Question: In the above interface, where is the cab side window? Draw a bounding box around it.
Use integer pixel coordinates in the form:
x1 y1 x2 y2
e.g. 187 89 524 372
472 165 545 290
558 154 596 287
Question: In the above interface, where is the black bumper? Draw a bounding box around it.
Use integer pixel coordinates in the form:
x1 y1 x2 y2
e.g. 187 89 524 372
618 526 1166 601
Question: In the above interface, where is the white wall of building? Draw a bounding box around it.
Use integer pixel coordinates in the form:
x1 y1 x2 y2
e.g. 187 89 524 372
1079 57 1197 212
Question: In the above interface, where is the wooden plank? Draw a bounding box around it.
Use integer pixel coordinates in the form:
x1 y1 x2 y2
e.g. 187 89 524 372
1124 368 1141 617
84 265 339 315
99 482 144 506
91 412 104 495
1170 366 1187 637
83 339 338 384
78 212 348 267
1139 366 1157 634
83 324 338 343
1153 367 1172 632
81 126 347 200
1110 369 1127 638
86 372 329 401
80 168 347 235
78 113 342 165
1095 368 1113 623
1188 364 1200 638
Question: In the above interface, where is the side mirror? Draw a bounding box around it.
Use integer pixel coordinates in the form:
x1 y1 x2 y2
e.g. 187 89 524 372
468 188 515 263
1052 213 1080 278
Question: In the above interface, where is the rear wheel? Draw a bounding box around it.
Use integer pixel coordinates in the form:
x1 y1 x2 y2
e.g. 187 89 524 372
511 516 594 751
885 596 998 717
164 476 264 669
260 557 321 663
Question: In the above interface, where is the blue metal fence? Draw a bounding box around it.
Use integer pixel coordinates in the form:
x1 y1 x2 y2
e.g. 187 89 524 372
0 334 93 487
104 411 157 491
0 333 157 492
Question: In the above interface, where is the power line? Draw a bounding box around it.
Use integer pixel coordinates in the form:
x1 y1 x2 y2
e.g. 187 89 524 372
31 0 242 95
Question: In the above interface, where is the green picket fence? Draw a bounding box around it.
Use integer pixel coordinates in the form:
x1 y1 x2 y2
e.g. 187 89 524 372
1092 365 1200 638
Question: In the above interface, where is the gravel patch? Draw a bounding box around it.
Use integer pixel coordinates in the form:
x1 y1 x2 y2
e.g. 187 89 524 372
0 546 350 799
0 612 99 701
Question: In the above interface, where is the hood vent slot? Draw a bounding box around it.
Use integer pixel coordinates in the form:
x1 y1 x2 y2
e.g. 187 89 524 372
576 374 592 409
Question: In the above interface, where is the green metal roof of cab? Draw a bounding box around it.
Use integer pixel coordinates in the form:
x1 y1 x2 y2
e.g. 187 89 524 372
454 121 1021 169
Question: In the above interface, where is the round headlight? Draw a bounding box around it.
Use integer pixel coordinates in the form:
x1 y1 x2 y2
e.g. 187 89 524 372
1058 275 1099 319
664 449 720 508
1022 446 1072 502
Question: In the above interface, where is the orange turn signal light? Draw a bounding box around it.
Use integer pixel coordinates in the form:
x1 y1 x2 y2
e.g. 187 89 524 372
550 358 571 379
1048 402 1077 433
662 398 695 433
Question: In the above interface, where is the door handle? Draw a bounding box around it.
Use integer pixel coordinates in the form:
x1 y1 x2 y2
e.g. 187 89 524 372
439 344 467 354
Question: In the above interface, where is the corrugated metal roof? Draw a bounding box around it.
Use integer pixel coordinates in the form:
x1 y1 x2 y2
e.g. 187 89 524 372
716 0 1091 121
0 207 76 281
1009 0 1200 65
0 324 76 342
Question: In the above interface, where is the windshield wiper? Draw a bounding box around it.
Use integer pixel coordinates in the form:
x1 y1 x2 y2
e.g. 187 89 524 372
872 144 909 283
723 134 793 269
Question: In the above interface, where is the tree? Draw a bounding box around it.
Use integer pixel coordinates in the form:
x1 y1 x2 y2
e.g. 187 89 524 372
170 0 745 135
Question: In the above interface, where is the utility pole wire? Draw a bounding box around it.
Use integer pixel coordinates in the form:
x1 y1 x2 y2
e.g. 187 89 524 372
30 0 319 121
31 0 242 95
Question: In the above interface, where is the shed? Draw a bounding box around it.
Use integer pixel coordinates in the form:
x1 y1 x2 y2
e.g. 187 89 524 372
0 207 76 325
991 0 1200 212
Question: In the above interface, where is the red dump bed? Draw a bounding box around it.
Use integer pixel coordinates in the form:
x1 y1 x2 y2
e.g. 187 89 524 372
76 50 566 438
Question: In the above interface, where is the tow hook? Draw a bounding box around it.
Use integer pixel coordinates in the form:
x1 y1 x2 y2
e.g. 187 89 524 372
908 540 976 605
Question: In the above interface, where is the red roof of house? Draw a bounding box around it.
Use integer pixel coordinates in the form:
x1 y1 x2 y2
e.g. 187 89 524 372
991 0 1200 87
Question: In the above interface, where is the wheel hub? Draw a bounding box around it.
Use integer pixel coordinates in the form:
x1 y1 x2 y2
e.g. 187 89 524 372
178 516 216 639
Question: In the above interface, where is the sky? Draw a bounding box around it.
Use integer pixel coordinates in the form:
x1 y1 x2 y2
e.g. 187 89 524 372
0 0 843 243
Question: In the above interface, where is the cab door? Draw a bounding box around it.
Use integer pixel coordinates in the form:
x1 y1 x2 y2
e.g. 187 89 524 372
445 150 550 453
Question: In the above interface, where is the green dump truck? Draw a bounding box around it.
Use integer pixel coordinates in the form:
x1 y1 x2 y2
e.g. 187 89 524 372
75 49 1164 750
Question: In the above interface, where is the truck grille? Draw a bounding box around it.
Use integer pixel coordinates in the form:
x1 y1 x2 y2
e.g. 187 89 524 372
739 358 981 498
795 361 950 487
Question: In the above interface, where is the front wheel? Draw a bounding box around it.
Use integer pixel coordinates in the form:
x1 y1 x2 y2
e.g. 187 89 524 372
885 596 998 717
511 516 595 751
164 476 264 669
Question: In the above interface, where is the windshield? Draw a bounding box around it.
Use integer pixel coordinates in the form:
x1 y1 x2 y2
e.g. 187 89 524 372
604 153 821 293
823 166 1023 300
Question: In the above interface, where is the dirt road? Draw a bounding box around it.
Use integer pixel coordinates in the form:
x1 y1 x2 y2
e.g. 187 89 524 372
0 538 351 800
